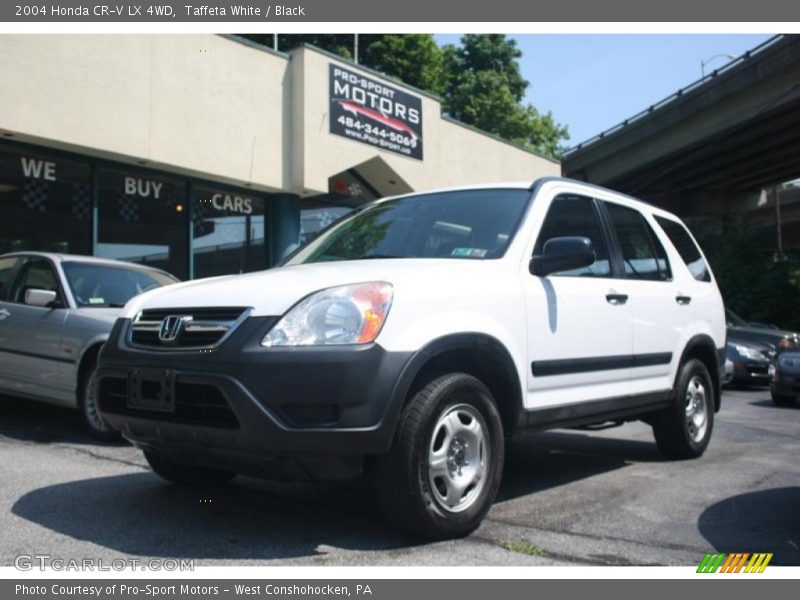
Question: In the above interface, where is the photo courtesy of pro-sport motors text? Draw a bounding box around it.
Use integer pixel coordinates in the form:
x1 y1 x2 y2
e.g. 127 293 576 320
0 0 798 597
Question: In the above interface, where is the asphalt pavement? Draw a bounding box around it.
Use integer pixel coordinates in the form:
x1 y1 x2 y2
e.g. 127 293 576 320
1 388 798 567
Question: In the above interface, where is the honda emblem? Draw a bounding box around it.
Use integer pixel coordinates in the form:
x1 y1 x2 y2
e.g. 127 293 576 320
158 315 192 344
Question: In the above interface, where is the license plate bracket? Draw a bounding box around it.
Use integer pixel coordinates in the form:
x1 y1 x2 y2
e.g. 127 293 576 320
127 368 176 413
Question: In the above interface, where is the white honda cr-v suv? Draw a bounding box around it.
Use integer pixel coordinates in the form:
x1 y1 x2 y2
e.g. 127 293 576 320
97 177 726 539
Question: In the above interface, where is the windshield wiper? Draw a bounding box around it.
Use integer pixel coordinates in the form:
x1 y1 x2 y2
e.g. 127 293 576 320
359 254 406 260
84 302 127 308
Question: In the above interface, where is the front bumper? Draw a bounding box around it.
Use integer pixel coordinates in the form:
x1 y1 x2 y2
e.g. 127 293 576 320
97 317 412 480
771 369 800 397
730 360 772 385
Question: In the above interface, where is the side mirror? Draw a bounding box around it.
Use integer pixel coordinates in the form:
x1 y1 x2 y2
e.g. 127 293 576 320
24 288 58 308
530 236 596 277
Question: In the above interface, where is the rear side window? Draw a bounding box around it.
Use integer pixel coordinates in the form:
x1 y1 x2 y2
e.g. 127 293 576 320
604 202 671 281
655 216 712 282
0 257 18 299
535 194 611 277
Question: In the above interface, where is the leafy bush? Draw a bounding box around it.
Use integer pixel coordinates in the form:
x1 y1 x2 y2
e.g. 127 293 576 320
693 214 800 331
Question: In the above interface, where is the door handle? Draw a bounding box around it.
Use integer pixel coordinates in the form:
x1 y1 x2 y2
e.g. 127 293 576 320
676 295 692 305
606 293 628 305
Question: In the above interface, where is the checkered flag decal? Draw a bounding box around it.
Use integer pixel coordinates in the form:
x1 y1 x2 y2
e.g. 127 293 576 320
22 179 50 212
72 184 92 221
117 195 140 222
319 211 336 229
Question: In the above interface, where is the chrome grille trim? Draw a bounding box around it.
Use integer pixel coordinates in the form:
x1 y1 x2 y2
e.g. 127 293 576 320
127 307 252 351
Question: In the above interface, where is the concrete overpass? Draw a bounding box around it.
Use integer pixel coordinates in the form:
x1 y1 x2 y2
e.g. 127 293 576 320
562 35 800 226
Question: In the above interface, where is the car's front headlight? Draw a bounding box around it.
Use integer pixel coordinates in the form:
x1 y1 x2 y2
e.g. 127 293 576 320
261 282 393 347
733 343 765 361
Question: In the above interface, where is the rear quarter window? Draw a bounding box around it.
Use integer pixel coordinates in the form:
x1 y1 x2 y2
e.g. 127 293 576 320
654 216 712 282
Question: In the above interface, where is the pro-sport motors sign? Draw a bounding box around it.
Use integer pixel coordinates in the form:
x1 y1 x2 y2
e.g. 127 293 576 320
329 64 423 160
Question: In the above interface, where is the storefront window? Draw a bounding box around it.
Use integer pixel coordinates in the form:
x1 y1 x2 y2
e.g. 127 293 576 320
96 168 188 280
191 186 267 279
0 145 92 255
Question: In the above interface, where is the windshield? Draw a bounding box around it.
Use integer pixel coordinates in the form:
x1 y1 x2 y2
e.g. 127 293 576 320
285 188 532 265
62 262 178 308
726 309 748 327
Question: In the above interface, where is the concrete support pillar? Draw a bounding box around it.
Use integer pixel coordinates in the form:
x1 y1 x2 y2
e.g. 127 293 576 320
269 193 301 266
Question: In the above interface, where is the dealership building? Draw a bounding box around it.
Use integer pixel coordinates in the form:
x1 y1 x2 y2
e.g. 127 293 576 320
0 34 559 280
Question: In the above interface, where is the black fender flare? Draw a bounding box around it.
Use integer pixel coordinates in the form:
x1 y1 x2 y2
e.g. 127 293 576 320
677 333 724 411
382 332 525 440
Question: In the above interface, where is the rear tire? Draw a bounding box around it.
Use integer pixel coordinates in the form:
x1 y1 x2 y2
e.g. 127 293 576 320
653 359 715 459
144 450 236 486
79 362 118 440
372 373 504 540
771 392 796 407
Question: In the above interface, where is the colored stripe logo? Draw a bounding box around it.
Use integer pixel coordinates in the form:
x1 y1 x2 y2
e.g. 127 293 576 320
697 552 773 573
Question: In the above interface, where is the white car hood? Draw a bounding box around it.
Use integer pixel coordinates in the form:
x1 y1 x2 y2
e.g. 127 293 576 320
121 259 502 318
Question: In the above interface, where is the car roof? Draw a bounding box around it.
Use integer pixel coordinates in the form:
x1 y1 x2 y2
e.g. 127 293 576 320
1 251 162 271
372 177 668 216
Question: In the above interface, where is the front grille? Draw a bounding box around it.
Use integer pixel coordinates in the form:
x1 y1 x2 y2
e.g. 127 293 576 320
98 377 239 429
129 307 249 350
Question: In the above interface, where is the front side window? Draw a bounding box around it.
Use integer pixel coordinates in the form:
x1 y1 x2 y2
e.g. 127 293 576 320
534 194 611 277
655 216 712 282
10 258 60 304
62 262 177 308
605 202 671 281
286 189 531 265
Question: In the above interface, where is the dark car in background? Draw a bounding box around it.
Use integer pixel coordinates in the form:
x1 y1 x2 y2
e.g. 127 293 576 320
724 309 798 388
771 350 800 407
726 308 799 351
726 339 774 387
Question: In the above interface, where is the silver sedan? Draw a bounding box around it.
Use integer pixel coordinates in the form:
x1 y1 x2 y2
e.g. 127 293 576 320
0 252 177 437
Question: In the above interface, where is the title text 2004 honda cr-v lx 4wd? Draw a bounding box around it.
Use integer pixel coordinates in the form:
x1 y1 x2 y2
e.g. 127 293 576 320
97 177 726 539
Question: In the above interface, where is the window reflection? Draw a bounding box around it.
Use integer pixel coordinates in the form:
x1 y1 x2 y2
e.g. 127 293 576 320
191 187 267 279
96 168 188 280
0 146 92 255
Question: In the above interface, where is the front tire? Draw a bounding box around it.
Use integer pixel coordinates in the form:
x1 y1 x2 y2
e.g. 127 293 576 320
771 392 796 407
144 450 236 486
372 373 504 539
653 359 715 459
79 363 118 440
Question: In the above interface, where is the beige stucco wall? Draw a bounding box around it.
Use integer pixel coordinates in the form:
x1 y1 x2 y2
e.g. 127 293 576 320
0 34 289 191
0 35 559 195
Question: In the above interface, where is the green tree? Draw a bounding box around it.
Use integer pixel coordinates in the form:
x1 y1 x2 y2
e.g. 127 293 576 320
361 34 448 96
694 214 800 331
442 35 569 159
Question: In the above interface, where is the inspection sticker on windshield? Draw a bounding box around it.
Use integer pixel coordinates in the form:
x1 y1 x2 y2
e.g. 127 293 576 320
88 297 105 305
451 248 487 258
